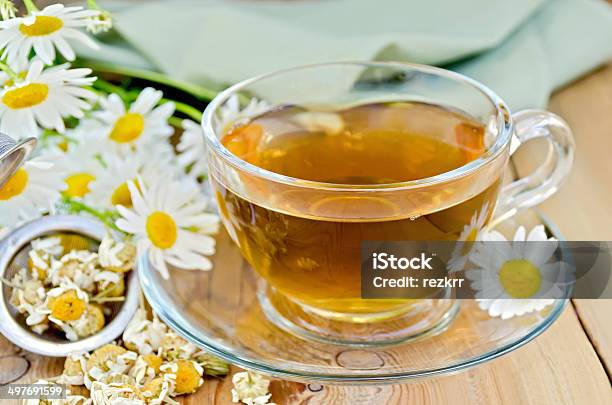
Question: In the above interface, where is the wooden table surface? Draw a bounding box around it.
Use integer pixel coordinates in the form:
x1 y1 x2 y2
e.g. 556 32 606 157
1 62 612 404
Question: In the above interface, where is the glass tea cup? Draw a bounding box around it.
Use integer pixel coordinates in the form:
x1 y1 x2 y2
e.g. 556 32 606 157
202 62 574 345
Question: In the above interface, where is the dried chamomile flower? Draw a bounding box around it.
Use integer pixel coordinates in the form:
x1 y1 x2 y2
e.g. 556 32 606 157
96 276 125 299
47 286 88 321
123 307 168 355
90 380 144 405
85 344 138 387
194 350 230 377
141 376 178 405
129 355 159 386
291 111 345 135
231 371 275 405
60 354 88 386
66 303 106 340
50 250 98 291
28 236 63 281
143 354 164 374
160 332 197 361
45 284 106 341
160 359 204 396
23 379 91 405
98 234 136 273
87 344 128 372
9 269 49 331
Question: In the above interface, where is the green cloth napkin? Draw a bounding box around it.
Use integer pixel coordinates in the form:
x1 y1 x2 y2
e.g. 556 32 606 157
78 0 612 110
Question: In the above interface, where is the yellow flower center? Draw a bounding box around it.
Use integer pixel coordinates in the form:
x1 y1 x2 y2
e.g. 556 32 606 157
172 360 201 395
499 259 542 298
146 211 178 249
109 113 145 143
111 182 132 207
50 290 85 321
2 83 49 109
0 168 28 200
65 173 95 198
19 15 64 36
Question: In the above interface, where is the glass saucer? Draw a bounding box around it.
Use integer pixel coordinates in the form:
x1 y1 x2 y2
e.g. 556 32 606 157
139 209 568 384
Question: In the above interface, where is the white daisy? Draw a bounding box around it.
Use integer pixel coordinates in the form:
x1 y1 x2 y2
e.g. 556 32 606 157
0 156 65 228
89 88 175 154
0 4 99 66
177 119 208 179
115 174 220 279
57 138 105 199
218 94 270 134
0 59 96 140
447 203 490 273
466 225 574 319
87 152 140 209
88 142 181 210
86 8 112 35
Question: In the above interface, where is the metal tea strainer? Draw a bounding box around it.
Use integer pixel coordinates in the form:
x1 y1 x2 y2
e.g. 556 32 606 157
0 133 36 188
0 215 139 356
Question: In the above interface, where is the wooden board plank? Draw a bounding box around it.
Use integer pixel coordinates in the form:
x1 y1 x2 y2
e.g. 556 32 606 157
512 63 612 373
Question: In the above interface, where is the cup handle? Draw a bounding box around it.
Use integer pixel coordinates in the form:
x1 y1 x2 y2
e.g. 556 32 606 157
492 109 575 225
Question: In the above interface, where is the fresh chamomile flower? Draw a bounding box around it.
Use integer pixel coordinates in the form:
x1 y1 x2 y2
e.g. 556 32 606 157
177 119 208 179
0 4 99 66
0 156 65 228
115 174 219 279
87 152 141 209
88 141 178 210
218 94 270 134
0 60 96 139
0 0 16 21
58 138 105 199
466 225 573 319
86 7 112 34
447 203 490 273
231 371 275 405
91 88 175 154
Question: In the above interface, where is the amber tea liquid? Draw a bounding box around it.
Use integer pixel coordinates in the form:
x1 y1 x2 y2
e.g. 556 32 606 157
213 102 501 315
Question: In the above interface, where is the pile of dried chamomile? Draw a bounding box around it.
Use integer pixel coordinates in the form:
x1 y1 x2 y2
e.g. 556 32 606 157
24 305 275 405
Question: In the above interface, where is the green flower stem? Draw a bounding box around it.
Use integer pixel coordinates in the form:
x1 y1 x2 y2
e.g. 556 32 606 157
92 78 133 102
0 61 18 82
76 60 218 101
164 99 203 122
168 116 183 128
61 196 122 233
23 0 38 13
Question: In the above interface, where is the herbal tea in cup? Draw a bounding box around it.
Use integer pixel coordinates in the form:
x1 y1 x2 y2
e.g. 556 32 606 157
203 63 574 344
